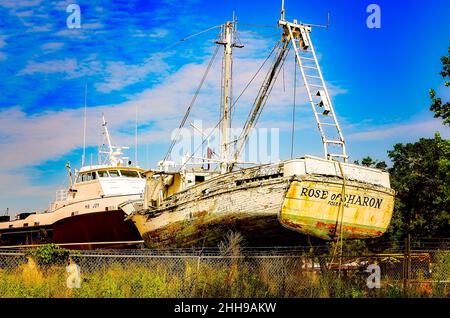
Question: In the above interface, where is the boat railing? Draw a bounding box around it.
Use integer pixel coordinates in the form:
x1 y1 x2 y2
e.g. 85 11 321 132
55 189 68 202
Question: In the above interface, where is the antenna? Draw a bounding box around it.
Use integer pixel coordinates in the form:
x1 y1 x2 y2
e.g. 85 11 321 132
281 0 285 21
65 162 73 190
279 1 330 29
81 83 87 167
135 104 138 166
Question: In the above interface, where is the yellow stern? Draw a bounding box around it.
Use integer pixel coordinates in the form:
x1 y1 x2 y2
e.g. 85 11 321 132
280 177 395 240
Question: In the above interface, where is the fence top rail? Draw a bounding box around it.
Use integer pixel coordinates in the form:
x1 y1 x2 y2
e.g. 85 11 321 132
0 251 446 259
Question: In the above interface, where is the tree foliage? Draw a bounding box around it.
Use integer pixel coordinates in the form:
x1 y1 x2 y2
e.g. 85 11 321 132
429 45 450 126
386 133 450 240
354 156 387 170
27 243 70 265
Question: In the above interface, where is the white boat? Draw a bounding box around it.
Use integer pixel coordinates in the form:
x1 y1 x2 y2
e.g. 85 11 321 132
0 116 146 249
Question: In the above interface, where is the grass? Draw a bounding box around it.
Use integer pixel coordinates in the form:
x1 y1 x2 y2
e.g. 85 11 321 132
0 243 448 298
0 255 448 298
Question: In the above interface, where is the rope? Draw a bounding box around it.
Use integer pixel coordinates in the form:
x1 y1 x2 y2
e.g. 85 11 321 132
290 53 297 159
330 160 347 274
161 45 220 164
179 25 222 42
179 40 281 170
231 41 291 169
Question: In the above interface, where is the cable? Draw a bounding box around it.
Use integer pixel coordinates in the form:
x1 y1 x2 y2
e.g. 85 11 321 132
161 45 220 164
330 161 347 274
179 40 281 170
290 52 297 159
179 25 222 42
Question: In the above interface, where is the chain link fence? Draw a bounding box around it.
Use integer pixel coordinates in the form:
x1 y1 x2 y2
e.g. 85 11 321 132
0 248 448 298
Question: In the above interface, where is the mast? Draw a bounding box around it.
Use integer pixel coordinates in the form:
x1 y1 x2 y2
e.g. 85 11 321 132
135 104 138 166
98 114 129 166
218 21 233 174
102 114 113 159
81 83 87 167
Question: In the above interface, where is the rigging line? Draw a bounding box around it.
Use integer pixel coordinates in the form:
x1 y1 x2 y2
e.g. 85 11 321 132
230 38 234 129
237 23 279 29
290 52 297 159
236 42 291 154
231 40 281 110
162 44 220 164
220 49 225 128
179 40 281 170
330 161 347 272
251 44 291 129
82 82 87 167
140 25 222 70
230 42 291 171
180 25 222 42
239 42 285 132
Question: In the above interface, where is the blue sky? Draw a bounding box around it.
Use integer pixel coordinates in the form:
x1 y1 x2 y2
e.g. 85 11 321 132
0 0 449 213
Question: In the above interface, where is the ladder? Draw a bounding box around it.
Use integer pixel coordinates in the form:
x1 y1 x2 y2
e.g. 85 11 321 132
282 20 348 162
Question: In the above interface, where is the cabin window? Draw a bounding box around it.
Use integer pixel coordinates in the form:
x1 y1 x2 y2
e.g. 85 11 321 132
23 223 28 227
195 175 205 183
108 170 120 177
120 170 140 178
34 222 40 226
81 173 92 182
97 170 109 178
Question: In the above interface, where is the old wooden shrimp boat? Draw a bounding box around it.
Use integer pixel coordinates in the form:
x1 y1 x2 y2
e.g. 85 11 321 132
119 3 395 248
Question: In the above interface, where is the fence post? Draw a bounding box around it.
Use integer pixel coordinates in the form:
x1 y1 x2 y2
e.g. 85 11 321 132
403 234 411 296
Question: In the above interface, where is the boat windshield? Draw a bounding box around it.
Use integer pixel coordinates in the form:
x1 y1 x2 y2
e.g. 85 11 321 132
120 170 140 178
97 170 109 178
76 172 97 183
108 170 120 177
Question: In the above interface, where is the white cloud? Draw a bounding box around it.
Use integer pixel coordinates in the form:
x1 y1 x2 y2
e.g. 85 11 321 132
0 35 6 48
0 0 44 9
347 118 450 141
95 53 171 93
40 41 65 53
133 28 169 39
0 33 7 60
19 58 79 75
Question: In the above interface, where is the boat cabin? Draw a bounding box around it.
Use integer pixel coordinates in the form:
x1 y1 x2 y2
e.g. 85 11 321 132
51 166 146 211
143 169 218 208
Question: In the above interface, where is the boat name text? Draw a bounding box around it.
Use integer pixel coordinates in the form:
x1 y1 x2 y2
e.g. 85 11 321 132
299 187 383 209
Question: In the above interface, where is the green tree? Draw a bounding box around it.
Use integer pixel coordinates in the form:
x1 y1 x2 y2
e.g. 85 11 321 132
354 156 387 170
386 133 450 240
429 45 449 126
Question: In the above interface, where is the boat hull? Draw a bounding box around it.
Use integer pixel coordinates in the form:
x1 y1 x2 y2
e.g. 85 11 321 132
0 210 142 249
124 159 395 247
129 172 296 248
280 176 395 240
132 212 312 248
